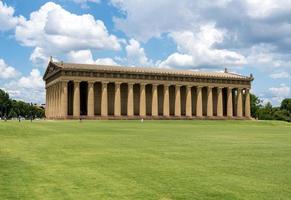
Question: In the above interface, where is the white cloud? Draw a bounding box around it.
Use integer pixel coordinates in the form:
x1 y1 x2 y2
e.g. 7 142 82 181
270 72 291 79
15 2 121 66
67 50 94 64
18 69 44 89
0 1 21 31
0 59 19 79
1 69 45 103
246 44 291 75
269 84 290 97
125 39 152 66
158 53 193 69
72 0 100 9
30 47 50 66
261 84 290 106
159 24 246 69
67 49 118 65
245 0 291 18
111 0 230 42
95 58 117 65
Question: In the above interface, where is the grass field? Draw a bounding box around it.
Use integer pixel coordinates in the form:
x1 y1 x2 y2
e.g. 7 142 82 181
0 120 290 200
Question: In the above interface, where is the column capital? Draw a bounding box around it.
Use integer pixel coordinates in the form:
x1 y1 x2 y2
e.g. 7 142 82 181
101 82 108 88
60 80 68 84
88 81 94 87
227 87 233 90
74 80 81 84
102 81 109 84
115 81 121 86
175 84 182 88
208 86 214 89
196 85 203 89
139 82 147 87
128 83 134 90
186 85 192 90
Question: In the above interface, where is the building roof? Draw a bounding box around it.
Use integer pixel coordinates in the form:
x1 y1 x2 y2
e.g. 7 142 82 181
46 61 253 80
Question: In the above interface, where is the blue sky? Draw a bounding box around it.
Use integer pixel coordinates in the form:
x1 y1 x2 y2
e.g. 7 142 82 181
0 0 290 105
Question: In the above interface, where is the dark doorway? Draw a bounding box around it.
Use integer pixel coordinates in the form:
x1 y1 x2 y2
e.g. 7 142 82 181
169 85 175 116
121 83 128 116
146 84 152 116
80 82 88 116
222 88 227 116
202 87 207 116
180 86 186 116
67 81 74 116
191 87 196 116
158 85 164 116
133 84 140 116
108 83 115 116
94 82 102 116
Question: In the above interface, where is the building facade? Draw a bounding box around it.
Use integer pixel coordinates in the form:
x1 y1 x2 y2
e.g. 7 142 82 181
43 61 253 119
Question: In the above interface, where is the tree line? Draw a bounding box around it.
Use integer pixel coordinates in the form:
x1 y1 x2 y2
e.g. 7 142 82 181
0 89 45 119
251 94 290 122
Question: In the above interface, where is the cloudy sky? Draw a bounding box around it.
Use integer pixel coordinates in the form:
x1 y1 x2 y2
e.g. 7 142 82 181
0 0 290 105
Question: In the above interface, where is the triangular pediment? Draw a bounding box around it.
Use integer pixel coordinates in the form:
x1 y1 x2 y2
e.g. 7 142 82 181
43 62 61 80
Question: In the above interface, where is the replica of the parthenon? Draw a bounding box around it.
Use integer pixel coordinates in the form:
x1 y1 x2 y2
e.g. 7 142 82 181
43 61 253 119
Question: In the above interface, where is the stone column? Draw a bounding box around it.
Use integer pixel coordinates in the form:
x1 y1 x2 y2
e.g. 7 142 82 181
114 82 121 117
163 84 170 117
49 87 52 118
245 88 251 118
50 86 53 117
152 84 158 117
52 85 55 118
45 87 48 118
73 81 80 117
207 86 213 117
139 83 146 117
175 85 181 117
87 82 94 117
61 81 68 118
55 84 58 117
127 83 134 117
237 88 243 117
217 87 223 117
101 81 108 117
56 83 60 118
196 86 203 117
227 87 233 117
186 85 192 117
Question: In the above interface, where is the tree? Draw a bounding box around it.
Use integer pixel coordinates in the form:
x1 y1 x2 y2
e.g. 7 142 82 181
8 109 17 118
257 102 274 120
0 89 45 120
280 98 291 113
250 93 262 118
0 89 11 117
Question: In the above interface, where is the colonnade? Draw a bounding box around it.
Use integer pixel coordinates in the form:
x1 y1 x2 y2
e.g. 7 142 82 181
46 81 251 119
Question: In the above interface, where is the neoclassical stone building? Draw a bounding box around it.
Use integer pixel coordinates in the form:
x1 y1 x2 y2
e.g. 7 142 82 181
43 61 253 119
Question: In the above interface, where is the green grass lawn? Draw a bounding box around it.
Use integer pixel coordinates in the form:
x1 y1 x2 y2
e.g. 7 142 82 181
0 120 290 200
